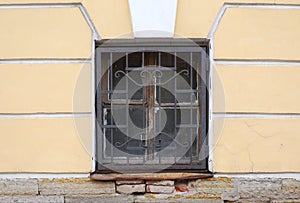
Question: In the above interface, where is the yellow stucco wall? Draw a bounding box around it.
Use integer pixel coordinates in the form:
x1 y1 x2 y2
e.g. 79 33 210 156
175 0 300 173
0 117 92 172
0 0 299 173
214 119 300 172
214 65 300 113
0 0 133 173
0 64 91 113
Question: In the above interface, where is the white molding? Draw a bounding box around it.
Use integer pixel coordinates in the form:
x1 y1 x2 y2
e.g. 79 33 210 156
214 113 300 119
0 59 91 64
90 39 96 172
78 5 100 40
0 4 79 9
224 3 300 10
0 173 89 179
128 0 178 37
215 60 300 66
214 173 300 180
0 113 91 119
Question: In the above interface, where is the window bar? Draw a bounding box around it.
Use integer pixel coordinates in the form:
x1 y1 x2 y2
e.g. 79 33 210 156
189 52 193 164
142 52 146 165
174 52 177 165
96 49 104 166
125 52 129 166
146 52 155 161
200 49 207 161
109 52 113 163
158 51 161 165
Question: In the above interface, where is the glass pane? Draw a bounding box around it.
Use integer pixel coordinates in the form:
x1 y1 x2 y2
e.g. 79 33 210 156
161 52 174 67
176 52 191 90
111 52 126 91
128 52 142 67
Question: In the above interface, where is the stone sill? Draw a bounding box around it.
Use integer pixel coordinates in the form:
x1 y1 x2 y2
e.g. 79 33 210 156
90 172 212 181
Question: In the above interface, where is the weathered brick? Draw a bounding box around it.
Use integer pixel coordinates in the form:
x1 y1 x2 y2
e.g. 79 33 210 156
0 196 63 203
65 195 134 203
195 177 236 198
0 179 38 195
238 178 281 199
116 180 144 185
117 184 145 194
146 185 174 194
39 178 115 195
146 180 174 186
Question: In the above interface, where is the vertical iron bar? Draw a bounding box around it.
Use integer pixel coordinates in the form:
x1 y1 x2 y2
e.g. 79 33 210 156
174 52 177 164
109 52 113 163
158 52 161 164
126 52 129 165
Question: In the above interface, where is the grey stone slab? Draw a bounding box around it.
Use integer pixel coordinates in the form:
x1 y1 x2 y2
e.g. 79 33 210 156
39 178 115 195
0 179 38 195
65 195 134 203
282 179 300 192
271 199 300 203
0 196 63 203
237 178 282 199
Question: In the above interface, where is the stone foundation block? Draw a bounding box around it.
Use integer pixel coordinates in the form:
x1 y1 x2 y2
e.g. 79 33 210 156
146 185 174 194
146 180 174 186
0 179 38 195
64 195 134 203
116 184 145 194
0 196 63 203
39 178 115 195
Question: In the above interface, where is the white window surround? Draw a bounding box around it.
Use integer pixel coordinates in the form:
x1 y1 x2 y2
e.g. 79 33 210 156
128 0 178 37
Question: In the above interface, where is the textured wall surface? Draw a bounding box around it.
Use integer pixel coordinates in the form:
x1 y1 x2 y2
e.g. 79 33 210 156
0 177 299 202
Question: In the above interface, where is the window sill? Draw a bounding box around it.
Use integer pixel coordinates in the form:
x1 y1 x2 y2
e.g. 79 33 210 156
90 172 212 181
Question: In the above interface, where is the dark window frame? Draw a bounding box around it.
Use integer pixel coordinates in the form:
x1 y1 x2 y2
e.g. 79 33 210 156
95 38 210 174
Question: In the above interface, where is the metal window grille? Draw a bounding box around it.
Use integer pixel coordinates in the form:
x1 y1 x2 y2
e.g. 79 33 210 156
95 39 209 173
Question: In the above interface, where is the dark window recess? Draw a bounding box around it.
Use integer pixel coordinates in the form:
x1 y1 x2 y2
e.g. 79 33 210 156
95 39 209 173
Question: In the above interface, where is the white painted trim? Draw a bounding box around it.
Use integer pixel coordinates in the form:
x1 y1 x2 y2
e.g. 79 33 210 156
0 173 89 179
207 3 230 174
214 113 300 119
0 4 79 9
129 0 178 37
208 44 214 173
215 60 300 66
208 5 228 39
91 38 96 172
224 3 300 10
78 5 100 40
0 113 91 119
214 173 300 180
0 59 91 64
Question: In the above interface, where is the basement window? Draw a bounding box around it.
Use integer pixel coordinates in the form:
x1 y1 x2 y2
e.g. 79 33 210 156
95 39 209 174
